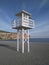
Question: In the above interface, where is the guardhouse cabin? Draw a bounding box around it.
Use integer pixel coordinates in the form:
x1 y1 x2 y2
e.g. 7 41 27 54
12 10 35 53
12 10 34 29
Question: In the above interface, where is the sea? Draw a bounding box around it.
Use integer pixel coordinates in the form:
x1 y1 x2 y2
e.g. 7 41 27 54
0 38 49 42
29 38 49 42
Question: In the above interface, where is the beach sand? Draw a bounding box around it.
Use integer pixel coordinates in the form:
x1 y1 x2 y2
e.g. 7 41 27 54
0 41 49 65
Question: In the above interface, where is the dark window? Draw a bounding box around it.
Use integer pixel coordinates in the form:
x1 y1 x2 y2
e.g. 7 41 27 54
24 13 25 17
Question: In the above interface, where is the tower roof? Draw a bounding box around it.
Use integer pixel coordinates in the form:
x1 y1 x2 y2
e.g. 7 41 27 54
16 10 31 16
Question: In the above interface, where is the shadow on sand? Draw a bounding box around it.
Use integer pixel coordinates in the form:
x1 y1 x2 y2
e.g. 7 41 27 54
0 44 17 51
0 44 22 53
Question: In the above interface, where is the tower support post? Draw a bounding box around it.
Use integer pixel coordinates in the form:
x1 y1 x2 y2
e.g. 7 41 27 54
17 29 19 51
22 28 24 53
27 29 29 52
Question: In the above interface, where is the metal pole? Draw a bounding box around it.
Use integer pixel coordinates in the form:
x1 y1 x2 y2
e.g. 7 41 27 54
17 29 19 51
22 28 24 53
28 29 29 52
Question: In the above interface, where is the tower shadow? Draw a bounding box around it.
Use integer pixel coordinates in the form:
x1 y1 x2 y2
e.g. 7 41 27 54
0 44 17 51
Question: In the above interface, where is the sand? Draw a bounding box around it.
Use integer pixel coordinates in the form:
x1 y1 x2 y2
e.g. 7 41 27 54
0 41 49 65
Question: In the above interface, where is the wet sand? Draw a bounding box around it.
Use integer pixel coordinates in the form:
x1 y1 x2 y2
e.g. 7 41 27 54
0 41 49 65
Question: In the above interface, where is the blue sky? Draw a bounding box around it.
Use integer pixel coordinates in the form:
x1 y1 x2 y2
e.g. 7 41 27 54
0 0 49 38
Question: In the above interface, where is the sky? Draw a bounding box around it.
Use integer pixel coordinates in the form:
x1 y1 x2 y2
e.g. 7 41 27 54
0 0 49 38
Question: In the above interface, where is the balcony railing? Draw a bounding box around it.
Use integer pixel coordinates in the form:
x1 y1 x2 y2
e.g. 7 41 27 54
22 17 35 28
12 18 35 28
12 19 21 28
29 19 35 28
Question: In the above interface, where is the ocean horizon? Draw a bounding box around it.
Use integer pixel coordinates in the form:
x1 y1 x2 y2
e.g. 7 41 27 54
0 38 49 42
30 38 49 42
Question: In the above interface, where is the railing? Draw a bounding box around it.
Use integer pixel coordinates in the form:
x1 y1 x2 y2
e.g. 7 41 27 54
12 18 35 28
12 19 21 28
22 17 35 28
12 20 16 28
29 19 35 28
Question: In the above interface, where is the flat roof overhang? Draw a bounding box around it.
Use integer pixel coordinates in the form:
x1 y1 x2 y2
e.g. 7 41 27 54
16 10 31 16
12 26 33 30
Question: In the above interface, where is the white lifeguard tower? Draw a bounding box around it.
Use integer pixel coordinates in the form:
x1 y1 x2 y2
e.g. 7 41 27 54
12 10 34 53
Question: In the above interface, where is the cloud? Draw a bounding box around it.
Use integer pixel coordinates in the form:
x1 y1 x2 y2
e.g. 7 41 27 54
39 0 47 9
30 20 49 38
21 3 26 10
34 0 47 14
36 0 48 13
0 9 10 23
0 9 16 32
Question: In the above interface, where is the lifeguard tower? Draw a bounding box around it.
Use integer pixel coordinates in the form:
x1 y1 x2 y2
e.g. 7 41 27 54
12 10 34 53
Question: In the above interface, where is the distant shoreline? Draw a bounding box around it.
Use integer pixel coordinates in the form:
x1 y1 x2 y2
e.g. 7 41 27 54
0 38 49 42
